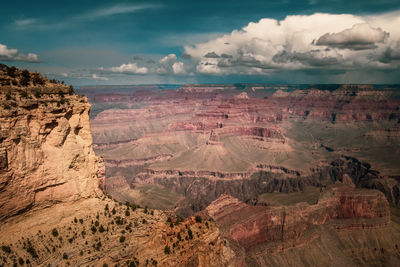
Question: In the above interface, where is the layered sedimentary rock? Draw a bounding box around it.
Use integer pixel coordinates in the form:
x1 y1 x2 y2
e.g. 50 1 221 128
204 185 396 266
87 84 400 214
0 71 104 220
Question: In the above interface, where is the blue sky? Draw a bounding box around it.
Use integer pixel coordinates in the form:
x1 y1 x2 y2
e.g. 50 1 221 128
1 0 400 85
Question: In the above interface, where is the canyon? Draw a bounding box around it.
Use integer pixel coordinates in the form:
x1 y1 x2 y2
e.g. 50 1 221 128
0 66 399 266
0 67 238 266
87 83 400 214
86 82 400 265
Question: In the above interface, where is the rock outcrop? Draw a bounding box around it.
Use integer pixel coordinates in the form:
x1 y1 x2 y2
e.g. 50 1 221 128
0 68 104 220
204 185 394 265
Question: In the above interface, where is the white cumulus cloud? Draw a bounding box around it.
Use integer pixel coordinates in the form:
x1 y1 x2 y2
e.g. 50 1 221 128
183 12 400 75
92 74 109 81
107 63 148 74
314 23 389 50
0 43 39 62
157 54 187 75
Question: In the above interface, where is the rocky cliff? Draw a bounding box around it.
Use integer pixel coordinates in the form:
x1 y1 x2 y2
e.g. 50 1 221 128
0 68 104 220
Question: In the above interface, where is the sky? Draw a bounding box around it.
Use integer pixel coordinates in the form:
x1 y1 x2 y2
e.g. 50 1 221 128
1 0 400 85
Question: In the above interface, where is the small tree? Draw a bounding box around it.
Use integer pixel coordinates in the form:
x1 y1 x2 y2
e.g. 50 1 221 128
164 245 171 254
7 66 17 77
52 228 59 237
32 74 45 85
188 228 193 239
20 70 30 86
195 215 202 223
1 245 11 253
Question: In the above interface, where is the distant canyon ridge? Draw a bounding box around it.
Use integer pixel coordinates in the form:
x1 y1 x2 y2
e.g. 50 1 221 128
83 83 400 215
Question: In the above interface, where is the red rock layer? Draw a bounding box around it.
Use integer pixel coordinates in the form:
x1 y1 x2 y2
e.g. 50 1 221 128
206 185 390 253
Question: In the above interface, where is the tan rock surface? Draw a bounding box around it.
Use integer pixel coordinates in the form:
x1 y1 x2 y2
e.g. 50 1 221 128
0 84 103 220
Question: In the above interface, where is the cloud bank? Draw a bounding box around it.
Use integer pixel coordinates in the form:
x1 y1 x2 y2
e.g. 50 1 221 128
94 12 400 83
0 43 39 62
183 12 400 76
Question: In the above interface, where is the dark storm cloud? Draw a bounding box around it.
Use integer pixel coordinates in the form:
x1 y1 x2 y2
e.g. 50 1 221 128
221 53 232 58
379 46 400 63
204 52 220 58
181 53 192 59
272 50 340 67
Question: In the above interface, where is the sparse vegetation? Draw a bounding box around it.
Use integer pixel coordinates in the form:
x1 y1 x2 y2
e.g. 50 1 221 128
51 228 59 237
187 228 193 239
1 245 11 253
32 74 45 85
195 215 202 223
6 66 17 77
164 245 170 254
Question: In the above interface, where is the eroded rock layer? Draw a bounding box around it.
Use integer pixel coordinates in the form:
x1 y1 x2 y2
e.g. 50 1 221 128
0 71 104 220
85 84 400 214
204 185 398 266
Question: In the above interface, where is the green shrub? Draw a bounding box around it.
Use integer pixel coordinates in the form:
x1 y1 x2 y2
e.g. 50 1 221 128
7 66 17 77
188 228 193 239
20 76 30 87
32 74 45 85
52 228 59 237
164 245 170 254
195 215 202 223
119 236 125 243
1 245 11 253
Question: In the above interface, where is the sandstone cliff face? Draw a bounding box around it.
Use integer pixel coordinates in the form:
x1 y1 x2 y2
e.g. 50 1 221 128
0 72 103 221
